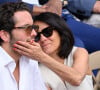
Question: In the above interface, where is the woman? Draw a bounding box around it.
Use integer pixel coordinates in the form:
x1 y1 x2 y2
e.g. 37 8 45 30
13 12 93 90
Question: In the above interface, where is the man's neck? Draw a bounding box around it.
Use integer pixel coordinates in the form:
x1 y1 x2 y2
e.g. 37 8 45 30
2 44 21 64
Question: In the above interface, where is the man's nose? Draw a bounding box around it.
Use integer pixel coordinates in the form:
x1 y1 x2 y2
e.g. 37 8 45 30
31 29 37 37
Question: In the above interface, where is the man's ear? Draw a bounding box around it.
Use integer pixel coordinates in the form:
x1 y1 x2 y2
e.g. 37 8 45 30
0 30 10 42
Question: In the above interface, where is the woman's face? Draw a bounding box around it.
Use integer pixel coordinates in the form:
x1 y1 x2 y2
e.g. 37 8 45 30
34 21 61 56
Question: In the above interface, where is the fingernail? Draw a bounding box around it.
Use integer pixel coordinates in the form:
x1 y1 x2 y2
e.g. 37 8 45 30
13 48 16 50
13 44 16 47
16 41 20 44
31 40 34 43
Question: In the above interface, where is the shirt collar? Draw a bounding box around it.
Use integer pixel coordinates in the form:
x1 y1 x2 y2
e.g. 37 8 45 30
0 46 30 67
0 46 15 67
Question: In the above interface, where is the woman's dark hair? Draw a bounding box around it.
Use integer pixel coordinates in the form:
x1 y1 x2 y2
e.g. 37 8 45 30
0 2 32 45
34 12 74 58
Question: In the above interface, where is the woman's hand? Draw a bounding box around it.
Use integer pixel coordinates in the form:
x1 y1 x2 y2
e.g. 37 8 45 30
13 40 45 61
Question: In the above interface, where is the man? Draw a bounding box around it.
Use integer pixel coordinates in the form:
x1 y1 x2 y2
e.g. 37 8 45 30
0 0 62 16
0 2 46 90
62 10 100 53
38 0 100 19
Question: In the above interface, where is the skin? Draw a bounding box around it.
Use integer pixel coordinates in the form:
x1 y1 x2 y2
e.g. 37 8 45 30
44 0 62 16
13 21 91 86
93 1 100 13
33 0 62 16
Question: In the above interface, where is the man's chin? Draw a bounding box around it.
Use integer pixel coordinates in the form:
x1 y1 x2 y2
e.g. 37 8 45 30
26 38 34 42
26 38 32 42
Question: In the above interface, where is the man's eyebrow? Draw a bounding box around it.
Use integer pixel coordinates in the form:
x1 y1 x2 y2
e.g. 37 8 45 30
15 24 32 27
21 24 32 27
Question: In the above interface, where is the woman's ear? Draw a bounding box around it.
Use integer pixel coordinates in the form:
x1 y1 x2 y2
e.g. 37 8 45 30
0 30 10 42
